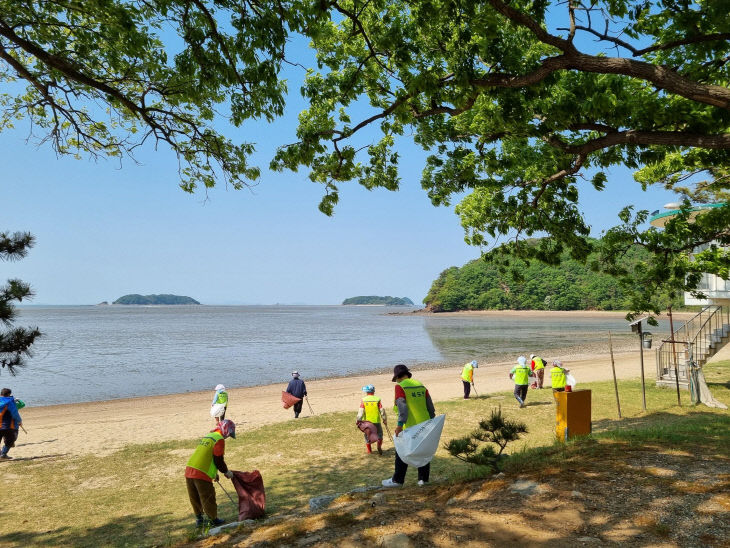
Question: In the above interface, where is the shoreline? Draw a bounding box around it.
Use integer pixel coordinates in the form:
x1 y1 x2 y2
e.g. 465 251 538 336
16 347 645 459
20 335 644 409
9 309 700 459
391 308 697 319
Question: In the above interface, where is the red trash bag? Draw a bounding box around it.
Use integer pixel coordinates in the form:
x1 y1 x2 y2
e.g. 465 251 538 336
232 470 266 520
281 391 302 409
357 420 380 443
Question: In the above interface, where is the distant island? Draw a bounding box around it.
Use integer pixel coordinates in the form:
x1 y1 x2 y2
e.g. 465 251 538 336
113 294 201 305
342 296 414 306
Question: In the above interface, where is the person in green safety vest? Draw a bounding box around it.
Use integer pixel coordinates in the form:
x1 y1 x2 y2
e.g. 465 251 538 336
356 384 388 454
460 360 478 399
530 354 546 389
509 356 534 408
210 384 228 423
382 364 436 488
185 419 236 528
550 360 569 393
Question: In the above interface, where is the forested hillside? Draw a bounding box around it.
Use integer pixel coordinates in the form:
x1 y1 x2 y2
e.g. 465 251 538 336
424 242 682 312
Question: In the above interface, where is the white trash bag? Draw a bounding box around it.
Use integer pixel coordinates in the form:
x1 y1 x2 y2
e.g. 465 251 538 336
210 403 226 418
566 374 577 388
393 414 446 468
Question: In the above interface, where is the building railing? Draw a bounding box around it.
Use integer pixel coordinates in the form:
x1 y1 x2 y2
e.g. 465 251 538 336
655 305 730 383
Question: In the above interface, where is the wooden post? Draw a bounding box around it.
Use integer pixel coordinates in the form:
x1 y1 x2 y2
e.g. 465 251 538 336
667 306 682 406
638 322 647 411
609 331 622 418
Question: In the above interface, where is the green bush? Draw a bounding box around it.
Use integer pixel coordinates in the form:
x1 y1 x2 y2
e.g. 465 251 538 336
444 407 528 471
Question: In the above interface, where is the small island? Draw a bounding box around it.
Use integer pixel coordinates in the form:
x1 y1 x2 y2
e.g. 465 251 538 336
342 296 414 306
113 294 201 305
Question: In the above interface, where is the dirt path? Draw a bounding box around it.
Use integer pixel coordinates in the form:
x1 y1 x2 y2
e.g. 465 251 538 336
14 350 648 458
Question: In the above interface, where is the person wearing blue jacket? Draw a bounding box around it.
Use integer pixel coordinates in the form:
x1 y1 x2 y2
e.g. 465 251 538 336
0 388 22 459
286 371 307 418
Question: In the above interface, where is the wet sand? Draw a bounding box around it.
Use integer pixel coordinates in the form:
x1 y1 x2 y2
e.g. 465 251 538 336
13 352 648 458
11 309 698 459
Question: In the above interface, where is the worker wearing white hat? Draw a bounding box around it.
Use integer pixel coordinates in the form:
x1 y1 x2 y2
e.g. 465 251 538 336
460 360 478 399
509 356 534 408
286 371 307 418
210 384 228 422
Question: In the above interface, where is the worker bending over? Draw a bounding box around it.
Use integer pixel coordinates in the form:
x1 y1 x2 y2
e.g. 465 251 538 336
185 419 236 528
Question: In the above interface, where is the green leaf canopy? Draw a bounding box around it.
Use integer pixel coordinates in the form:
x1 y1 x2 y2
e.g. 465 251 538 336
271 0 730 314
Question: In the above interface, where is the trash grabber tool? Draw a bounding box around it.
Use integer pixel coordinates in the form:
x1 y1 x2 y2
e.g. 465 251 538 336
384 421 394 442
216 477 236 507
305 396 315 415
471 383 479 397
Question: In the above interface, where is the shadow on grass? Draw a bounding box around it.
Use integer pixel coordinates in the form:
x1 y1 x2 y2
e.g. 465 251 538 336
2 512 192 548
591 410 730 450
239 423 730 548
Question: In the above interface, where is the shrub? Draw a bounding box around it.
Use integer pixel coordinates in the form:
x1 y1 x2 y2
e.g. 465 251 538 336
444 407 528 471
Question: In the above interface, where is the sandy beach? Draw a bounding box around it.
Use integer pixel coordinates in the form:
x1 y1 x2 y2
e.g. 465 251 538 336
13 350 647 459
10 309 699 459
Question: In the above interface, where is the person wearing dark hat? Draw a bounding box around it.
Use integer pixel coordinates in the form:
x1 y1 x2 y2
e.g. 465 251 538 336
382 364 436 488
286 371 307 418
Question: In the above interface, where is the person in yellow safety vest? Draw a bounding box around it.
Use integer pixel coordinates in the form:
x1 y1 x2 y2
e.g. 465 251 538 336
382 364 436 488
211 384 228 422
461 360 478 399
356 385 388 454
530 354 546 389
509 356 534 408
185 419 236 528
550 360 569 393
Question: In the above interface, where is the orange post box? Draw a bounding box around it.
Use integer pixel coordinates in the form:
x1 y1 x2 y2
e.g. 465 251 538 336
555 389 591 441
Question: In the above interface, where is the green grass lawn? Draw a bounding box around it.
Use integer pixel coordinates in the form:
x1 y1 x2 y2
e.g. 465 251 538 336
1 361 728 547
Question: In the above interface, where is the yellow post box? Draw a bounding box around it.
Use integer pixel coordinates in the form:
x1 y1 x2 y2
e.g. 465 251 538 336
555 389 592 441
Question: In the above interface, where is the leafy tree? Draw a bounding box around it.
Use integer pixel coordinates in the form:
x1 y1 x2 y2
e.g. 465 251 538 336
272 0 730 317
424 237 684 312
0 0 306 191
0 231 40 375
445 407 528 471
4 2 730 318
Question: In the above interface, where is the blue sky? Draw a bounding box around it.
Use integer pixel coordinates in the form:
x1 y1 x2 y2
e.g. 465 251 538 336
1 21 681 306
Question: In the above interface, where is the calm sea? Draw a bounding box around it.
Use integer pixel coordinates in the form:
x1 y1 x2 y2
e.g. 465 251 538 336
7 305 663 406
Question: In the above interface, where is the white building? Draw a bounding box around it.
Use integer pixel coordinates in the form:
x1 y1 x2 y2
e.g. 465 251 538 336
649 202 730 390
649 202 730 306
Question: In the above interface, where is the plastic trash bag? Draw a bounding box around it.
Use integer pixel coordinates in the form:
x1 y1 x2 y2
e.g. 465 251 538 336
392 414 446 468
232 470 266 520
566 374 577 388
210 403 227 418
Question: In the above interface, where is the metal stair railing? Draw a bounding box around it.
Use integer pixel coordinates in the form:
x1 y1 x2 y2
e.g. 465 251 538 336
655 304 729 384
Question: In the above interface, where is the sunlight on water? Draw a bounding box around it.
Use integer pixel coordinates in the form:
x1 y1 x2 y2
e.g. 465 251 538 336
10 306 667 405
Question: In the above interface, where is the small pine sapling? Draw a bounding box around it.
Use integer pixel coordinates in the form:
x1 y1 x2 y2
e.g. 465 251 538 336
445 407 527 471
